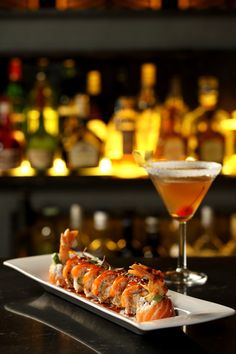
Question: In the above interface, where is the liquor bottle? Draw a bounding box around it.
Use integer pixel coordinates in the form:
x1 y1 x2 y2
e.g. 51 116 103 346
26 88 58 173
86 70 107 144
27 58 59 137
195 108 225 164
86 70 103 121
136 63 161 154
142 216 161 258
88 210 116 258
194 206 223 256
105 96 137 165
5 58 25 145
59 59 78 106
62 94 102 170
0 98 22 171
182 76 228 158
155 77 187 160
58 59 79 147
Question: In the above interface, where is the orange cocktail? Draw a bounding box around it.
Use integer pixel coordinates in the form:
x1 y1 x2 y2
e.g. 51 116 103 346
144 160 222 286
151 175 214 222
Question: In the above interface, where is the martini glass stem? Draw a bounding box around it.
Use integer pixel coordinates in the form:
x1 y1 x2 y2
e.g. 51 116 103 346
177 221 187 272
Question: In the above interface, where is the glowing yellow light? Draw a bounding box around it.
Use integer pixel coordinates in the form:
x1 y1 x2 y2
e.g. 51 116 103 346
10 159 35 176
222 155 236 176
89 239 102 251
99 158 112 174
112 160 147 179
106 239 117 251
48 158 69 176
44 107 59 136
27 109 39 133
185 156 196 161
221 117 236 131
117 239 126 249
27 107 58 136
87 119 107 142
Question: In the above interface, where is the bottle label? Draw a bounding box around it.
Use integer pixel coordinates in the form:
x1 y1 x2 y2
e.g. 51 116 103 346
0 148 21 170
68 141 99 168
163 137 185 160
27 149 53 170
200 139 224 163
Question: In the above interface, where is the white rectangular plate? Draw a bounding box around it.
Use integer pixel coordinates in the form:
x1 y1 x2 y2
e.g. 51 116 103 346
3 255 235 334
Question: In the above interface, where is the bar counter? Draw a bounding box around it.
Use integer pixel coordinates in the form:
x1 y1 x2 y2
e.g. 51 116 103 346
1 256 236 354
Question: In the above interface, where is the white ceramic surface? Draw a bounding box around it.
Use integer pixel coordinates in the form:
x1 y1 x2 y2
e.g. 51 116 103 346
3 255 235 333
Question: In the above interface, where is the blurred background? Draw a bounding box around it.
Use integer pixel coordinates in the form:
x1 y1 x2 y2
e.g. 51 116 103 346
0 1 236 259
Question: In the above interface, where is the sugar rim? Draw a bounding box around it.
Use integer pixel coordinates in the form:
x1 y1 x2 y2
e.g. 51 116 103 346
145 161 222 178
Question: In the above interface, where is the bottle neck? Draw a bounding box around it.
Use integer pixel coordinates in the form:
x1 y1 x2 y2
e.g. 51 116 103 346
138 85 156 110
37 109 46 134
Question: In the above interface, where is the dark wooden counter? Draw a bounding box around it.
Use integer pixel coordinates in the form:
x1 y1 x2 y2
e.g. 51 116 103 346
1 256 235 354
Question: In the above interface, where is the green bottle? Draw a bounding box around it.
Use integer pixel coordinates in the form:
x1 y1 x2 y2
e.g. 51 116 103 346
27 88 57 173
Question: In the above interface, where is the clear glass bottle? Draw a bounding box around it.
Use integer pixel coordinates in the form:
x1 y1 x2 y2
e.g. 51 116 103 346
63 94 103 170
105 95 138 175
136 63 161 154
195 108 225 164
155 77 188 160
86 70 107 145
86 70 104 121
194 206 223 256
183 76 228 159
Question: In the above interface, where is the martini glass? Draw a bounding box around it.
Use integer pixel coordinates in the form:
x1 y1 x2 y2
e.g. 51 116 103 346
134 152 222 286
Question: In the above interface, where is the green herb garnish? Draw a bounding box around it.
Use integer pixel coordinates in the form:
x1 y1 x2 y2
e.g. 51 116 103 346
152 294 164 303
52 253 61 265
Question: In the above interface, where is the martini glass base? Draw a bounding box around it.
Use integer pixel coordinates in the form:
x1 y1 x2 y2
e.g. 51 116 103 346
164 268 208 287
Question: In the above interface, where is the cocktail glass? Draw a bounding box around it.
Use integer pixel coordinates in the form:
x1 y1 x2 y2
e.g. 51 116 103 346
134 152 222 286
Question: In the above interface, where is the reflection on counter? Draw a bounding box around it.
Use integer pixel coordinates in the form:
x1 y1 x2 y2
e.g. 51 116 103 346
4 292 191 354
